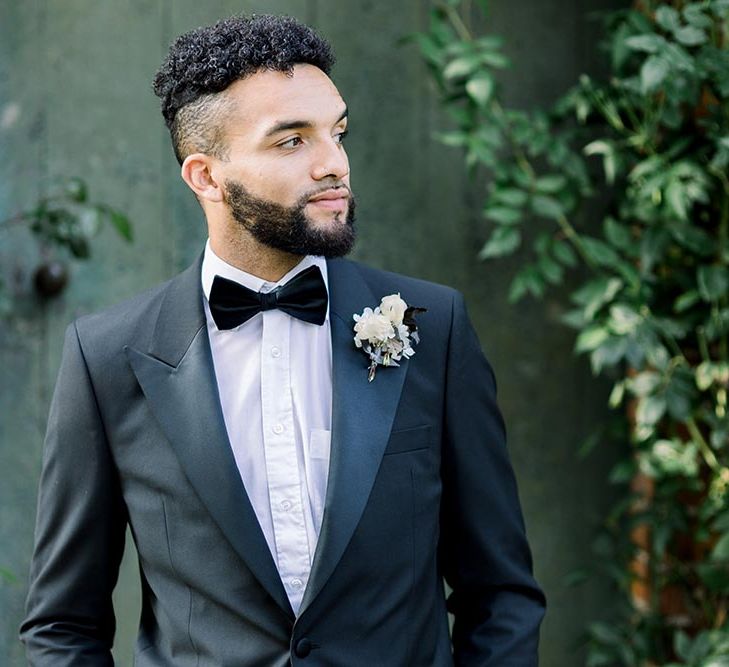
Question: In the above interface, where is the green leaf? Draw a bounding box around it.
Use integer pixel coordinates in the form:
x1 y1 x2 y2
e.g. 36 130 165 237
655 6 680 31
478 226 521 259
64 177 88 203
480 51 510 69
695 361 715 391
673 290 700 313
603 217 633 250
465 72 494 107
583 140 617 184
581 236 621 268
609 459 635 484
508 273 529 303
636 395 667 426
697 265 729 302
697 562 729 592
578 428 603 458
534 174 567 194
683 4 713 29
590 336 628 373
609 303 642 335
711 532 729 561
537 254 564 284
630 371 661 397
642 439 698 477
435 130 469 147
576 325 610 353
492 187 528 207
531 194 565 221
411 33 445 67
107 210 133 242
608 381 625 408
665 179 688 220
641 55 670 94
674 630 692 661
674 25 707 46
483 206 522 225
665 377 693 421
443 55 481 80
572 277 623 320
625 34 667 53
669 222 715 255
553 241 577 267
508 265 545 302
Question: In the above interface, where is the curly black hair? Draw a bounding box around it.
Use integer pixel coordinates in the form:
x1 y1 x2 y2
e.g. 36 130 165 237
152 14 335 164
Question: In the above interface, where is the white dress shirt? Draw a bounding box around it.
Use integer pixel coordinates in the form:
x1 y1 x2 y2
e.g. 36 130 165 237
201 239 332 614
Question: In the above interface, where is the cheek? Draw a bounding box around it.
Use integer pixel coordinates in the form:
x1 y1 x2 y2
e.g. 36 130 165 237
249 161 308 204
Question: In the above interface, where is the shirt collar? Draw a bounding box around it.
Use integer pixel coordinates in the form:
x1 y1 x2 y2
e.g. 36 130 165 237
201 238 330 323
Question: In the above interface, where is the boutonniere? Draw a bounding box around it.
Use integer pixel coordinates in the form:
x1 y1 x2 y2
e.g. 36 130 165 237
352 293 427 382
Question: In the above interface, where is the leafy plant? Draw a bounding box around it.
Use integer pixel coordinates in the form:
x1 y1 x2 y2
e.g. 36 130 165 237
412 0 729 664
0 177 133 309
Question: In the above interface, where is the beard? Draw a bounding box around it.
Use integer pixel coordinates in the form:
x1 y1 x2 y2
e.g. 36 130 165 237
223 178 357 258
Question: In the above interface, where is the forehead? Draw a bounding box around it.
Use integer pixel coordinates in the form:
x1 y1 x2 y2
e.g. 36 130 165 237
223 63 345 135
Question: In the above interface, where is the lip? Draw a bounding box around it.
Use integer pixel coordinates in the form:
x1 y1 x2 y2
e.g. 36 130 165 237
308 188 349 203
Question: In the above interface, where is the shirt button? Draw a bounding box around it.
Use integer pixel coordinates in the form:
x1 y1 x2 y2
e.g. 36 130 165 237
271 346 281 357
290 578 303 589
273 423 284 434
281 499 292 511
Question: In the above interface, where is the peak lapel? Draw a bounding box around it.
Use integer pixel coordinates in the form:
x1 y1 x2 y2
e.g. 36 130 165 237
125 253 293 620
299 258 410 615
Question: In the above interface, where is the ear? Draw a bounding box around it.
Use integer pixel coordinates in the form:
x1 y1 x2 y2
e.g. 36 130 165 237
180 153 224 203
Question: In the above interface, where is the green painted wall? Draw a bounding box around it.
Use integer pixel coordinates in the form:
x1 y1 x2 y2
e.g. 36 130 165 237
1 1 625 664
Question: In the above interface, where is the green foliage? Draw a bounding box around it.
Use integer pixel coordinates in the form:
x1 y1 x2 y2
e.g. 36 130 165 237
0 178 133 304
413 1 729 663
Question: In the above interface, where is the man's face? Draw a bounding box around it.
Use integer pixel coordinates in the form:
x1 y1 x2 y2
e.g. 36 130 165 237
213 64 355 257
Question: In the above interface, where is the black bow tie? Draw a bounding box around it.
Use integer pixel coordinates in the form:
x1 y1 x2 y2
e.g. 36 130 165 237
208 264 328 330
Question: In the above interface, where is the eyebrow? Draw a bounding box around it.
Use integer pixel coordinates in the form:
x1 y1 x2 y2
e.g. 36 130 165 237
264 106 348 138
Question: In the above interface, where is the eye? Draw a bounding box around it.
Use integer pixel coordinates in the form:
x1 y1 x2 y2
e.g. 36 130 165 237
279 136 303 149
335 129 349 145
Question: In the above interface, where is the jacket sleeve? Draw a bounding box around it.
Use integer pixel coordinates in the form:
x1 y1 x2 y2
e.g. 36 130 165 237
19 321 127 666
439 290 546 666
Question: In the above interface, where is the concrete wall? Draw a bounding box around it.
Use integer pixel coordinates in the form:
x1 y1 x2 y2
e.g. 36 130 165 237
0 1 625 664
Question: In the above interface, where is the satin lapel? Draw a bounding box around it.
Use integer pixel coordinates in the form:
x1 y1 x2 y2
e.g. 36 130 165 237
299 258 410 615
125 253 294 620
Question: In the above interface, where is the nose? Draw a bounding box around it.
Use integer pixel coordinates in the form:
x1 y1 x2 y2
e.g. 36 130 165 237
311 136 349 182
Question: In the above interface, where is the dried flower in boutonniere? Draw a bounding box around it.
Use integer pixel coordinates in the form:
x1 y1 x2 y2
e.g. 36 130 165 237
352 293 427 382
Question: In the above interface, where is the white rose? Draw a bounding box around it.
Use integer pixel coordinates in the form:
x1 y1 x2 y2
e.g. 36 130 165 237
380 293 407 326
354 308 394 343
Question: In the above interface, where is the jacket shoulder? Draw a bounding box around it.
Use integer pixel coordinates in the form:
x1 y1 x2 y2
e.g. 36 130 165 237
339 257 460 303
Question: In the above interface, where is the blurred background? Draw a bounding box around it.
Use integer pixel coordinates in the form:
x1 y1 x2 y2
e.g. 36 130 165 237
8 1 726 665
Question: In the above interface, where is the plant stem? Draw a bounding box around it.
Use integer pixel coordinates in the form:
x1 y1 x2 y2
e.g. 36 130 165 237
686 416 721 472
556 213 600 271
439 1 473 42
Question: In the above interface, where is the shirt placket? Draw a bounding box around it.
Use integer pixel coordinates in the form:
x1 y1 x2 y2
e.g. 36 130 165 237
260 308 312 613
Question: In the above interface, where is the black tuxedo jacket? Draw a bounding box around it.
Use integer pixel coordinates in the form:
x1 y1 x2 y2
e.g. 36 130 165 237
21 252 546 665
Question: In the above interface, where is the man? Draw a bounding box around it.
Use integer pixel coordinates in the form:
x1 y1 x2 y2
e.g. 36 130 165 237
21 14 546 666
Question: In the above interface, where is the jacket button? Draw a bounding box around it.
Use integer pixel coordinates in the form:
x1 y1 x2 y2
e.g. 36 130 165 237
295 638 312 658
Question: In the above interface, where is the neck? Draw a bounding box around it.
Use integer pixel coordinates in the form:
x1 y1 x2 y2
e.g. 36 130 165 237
209 228 304 283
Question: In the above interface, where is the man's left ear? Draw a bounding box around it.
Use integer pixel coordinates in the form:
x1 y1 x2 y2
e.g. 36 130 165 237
180 153 224 203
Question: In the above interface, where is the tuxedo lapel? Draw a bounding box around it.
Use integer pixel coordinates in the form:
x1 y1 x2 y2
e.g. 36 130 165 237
299 258 410 615
125 253 294 620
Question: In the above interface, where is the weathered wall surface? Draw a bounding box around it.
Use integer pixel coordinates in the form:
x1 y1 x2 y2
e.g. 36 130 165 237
1 1 624 664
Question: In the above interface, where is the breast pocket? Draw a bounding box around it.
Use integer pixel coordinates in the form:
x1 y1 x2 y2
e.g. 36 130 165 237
383 424 432 455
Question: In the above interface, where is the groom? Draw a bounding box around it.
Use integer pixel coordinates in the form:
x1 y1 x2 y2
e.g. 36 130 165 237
21 14 546 666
